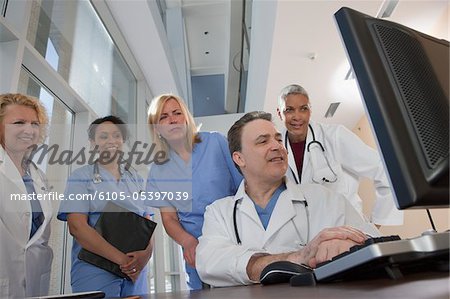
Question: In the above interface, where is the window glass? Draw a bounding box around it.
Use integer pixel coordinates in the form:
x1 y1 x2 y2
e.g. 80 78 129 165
18 67 74 294
1 0 6 16
26 0 136 122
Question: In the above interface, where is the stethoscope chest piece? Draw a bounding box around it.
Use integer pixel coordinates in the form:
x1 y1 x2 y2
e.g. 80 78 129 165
93 173 102 184
93 162 103 184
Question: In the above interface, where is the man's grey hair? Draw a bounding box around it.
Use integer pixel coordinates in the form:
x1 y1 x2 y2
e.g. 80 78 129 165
278 84 309 108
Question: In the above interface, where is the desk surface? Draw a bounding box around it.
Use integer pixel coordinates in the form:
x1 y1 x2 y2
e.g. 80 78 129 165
144 272 449 299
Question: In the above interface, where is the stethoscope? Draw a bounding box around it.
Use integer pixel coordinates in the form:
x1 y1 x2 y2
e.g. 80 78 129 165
285 124 338 184
233 196 310 246
92 161 144 193
24 159 52 192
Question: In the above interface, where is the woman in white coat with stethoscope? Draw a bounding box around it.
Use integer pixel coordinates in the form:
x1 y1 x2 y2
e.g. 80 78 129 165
0 93 53 298
276 84 403 226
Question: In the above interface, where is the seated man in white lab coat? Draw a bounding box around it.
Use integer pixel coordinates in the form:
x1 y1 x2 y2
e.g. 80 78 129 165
196 111 379 287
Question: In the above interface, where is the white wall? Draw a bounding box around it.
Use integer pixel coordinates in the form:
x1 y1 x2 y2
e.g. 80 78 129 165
195 113 244 135
353 116 450 238
244 0 278 112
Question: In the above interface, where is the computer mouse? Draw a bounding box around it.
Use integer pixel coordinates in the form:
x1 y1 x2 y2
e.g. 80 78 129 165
260 261 314 285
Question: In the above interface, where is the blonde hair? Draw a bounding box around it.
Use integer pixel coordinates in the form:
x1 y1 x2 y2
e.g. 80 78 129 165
147 94 200 155
0 93 49 145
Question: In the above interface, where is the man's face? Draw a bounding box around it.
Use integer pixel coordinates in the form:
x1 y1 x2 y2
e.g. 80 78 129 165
233 119 288 183
277 93 311 142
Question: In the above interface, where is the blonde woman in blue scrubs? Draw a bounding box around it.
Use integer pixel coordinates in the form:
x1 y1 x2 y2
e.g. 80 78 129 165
147 94 242 290
58 116 153 297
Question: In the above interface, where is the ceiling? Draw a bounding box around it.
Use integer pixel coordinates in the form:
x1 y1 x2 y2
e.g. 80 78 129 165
165 0 243 113
105 0 448 130
164 0 449 129
166 0 231 76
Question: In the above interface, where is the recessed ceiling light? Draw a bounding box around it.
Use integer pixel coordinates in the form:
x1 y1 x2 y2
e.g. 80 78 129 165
376 0 399 18
324 102 341 118
345 68 355 80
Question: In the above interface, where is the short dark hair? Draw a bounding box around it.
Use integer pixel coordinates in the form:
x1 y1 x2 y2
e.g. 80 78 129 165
228 111 272 155
88 115 128 141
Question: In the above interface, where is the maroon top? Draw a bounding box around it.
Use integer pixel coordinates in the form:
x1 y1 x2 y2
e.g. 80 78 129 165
289 139 306 182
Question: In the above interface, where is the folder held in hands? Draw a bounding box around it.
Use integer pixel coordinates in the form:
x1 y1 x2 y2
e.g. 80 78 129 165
78 202 157 279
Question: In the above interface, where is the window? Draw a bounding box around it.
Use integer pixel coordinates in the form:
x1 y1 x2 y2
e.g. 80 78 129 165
3 0 162 293
1 0 6 16
26 0 136 122
18 67 75 293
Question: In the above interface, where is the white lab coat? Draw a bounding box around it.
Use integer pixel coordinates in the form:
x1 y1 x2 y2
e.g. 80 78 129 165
283 121 403 225
196 179 379 287
0 147 53 298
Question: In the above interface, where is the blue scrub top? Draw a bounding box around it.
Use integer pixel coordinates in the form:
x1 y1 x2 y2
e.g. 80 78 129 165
23 174 44 239
146 131 242 238
254 183 286 229
58 164 150 268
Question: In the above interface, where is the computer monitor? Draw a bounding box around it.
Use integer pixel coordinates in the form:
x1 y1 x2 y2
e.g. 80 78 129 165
334 7 449 210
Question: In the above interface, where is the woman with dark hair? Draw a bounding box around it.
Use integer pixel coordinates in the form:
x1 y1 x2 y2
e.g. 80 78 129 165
58 115 153 297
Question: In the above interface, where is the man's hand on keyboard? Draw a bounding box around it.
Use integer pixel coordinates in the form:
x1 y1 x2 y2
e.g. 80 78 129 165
311 239 360 268
287 226 367 268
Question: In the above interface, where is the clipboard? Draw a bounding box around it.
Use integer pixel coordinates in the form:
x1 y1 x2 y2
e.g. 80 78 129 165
78 202 157 279
30 291 105 298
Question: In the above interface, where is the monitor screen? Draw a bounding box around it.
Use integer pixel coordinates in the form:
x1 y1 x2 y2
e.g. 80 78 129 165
334 7 449 209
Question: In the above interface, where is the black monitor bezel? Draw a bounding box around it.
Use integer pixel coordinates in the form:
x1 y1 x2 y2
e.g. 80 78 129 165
334 7 449 209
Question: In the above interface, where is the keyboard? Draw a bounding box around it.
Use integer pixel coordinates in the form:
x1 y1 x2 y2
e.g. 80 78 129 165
315 234 402 268
312 231 450 283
